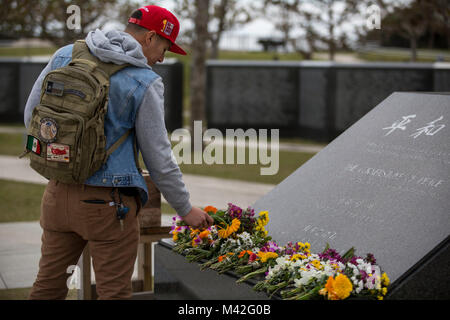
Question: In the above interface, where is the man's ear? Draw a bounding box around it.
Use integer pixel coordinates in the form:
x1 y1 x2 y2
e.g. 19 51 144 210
144 30 157 46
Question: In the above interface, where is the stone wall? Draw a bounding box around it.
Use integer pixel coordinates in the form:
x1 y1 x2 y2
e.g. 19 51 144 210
206 60 450 141
0 57 183 132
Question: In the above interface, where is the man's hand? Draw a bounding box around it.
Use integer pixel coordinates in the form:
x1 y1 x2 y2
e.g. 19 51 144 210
181 207 214 229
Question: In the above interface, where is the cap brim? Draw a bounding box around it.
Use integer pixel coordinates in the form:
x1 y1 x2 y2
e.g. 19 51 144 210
169 42 186 55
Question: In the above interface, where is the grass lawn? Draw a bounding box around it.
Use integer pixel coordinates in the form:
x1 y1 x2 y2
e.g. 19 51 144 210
0 179 177 222
176 150 313 185
0 47 57 57
358 48 450 62
2 130 317 186
0 132 26 156
0 129 316 222
0 179 45 222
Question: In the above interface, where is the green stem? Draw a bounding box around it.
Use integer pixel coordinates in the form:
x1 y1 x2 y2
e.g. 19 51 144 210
236 266 267 284
268 281 289 299
199 259 217 270
235 265 253 275
295 286 322 300
281 286 303 299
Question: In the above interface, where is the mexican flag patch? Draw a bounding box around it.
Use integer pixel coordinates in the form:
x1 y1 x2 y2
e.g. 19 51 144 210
26 135 42 155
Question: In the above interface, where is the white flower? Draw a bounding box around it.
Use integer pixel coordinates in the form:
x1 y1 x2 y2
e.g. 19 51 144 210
294 278 303 288
356 280 364 294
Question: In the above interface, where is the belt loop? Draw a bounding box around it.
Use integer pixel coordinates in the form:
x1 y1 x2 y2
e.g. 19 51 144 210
82 184 86 192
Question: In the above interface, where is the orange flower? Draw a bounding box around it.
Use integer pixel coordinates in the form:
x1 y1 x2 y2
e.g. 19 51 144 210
190 228 200 237
218 219 241 238
238 250 252 258
218 252 234 262
199 230 210 239
204 206 217 214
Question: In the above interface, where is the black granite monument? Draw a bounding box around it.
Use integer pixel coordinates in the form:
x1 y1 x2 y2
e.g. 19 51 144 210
155 92 449 299
251 92 450 299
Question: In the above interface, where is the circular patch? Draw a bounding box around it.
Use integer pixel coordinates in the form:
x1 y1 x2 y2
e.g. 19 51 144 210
39 118 58 143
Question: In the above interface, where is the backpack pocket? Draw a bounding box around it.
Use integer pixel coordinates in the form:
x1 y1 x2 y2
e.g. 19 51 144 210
41 69 98 116
28 104 85 184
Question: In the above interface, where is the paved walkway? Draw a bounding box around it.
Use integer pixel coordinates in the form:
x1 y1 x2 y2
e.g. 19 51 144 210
0 154 279 290
0 125 326 154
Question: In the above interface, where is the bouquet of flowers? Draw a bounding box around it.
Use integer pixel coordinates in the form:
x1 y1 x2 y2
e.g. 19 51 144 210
170 203 390 300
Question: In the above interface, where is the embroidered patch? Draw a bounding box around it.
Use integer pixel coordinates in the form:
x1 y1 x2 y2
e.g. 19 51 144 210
39 118 58 143
47 143 70 163
26 135 42 155
45 81 64 96
161 19 174 36
65 88 86 99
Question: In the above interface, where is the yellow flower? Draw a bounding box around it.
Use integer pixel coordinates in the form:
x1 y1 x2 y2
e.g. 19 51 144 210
381 287 388 296
258 211 269 226
333 274 353 299
311 259 323 270
377 295 384 300
381 272 390 286
218 218 241 238
172 232 178 242
190 228 200 237
257 251 278 263
322 274 353 300
290 254 306 261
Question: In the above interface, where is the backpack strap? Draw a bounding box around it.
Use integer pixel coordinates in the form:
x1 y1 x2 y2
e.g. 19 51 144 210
71 40 141 172
71 40 129 79
106 129 142 173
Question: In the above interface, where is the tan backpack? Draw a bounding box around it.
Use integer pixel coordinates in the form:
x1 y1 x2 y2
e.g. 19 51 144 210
21 40 136 184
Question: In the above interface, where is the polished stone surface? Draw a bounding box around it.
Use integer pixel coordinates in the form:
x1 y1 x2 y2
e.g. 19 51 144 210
251 92 450 298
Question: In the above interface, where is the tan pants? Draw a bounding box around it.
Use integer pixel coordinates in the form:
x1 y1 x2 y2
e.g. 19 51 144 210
29 180 140 300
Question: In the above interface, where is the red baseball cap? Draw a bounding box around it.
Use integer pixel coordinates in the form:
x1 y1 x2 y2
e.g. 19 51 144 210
128 5 186 55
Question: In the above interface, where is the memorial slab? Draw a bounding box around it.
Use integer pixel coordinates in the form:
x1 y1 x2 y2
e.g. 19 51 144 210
252 92 450 299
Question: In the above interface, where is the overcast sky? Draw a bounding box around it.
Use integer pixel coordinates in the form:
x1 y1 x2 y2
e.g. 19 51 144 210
103 0 400 51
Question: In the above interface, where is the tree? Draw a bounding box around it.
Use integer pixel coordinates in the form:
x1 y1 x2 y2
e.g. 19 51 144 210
209 0 253 59
173 0 253 59
189 0 210 151
1 0 126 45
264 0 360 61
380 0 431 61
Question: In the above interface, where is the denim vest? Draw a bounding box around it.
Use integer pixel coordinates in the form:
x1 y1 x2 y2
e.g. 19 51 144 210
50 44 159 205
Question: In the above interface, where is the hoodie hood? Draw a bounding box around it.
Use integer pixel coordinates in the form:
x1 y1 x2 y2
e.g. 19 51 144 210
85 28 151 69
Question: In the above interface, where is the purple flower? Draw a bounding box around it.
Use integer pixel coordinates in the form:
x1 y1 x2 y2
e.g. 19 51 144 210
227 203 243 219
360 270 368 280
319 248 344 263
260 241 281 253
349 256 362 265
365 253 376 265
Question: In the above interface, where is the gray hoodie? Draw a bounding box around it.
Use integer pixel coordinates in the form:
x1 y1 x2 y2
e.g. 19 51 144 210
24 29 192 217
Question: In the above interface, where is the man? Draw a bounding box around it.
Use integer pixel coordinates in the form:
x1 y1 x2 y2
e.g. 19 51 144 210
25 5 213 300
